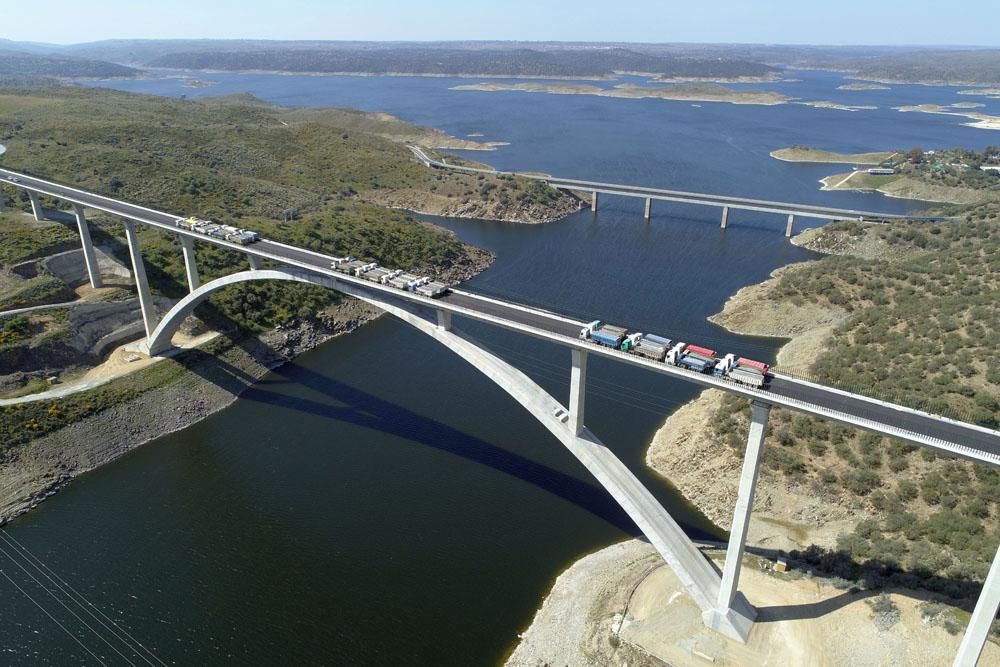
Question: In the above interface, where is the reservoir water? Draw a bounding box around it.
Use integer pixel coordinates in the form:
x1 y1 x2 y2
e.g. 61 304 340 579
3 70 997 665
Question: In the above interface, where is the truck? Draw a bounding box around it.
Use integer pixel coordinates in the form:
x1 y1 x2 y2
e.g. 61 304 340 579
729 357 770 388
668 342 717 373
711 354 769 388
579 320 628 348
363 266 395 283
414 280 450 298
621 333 672 361
175 217 259 245
330 257 367 275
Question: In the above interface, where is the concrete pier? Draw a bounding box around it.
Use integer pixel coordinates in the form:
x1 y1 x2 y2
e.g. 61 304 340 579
591 191 598 212
28 191 43 221
720 402 769 610
0 189 5 213
437 309 452 331
785 214 795 237
123 220 157 338
179 235 200 292
644 197 652 220
568 349 587 435
73 204 102 289
720 206 730 229
247 254 262 271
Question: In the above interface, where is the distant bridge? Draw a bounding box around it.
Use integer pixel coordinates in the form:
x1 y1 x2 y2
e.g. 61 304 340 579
0 168 995 665
408 145 955 236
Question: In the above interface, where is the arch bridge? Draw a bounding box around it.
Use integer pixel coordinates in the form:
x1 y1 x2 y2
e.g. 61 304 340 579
3 168 999 665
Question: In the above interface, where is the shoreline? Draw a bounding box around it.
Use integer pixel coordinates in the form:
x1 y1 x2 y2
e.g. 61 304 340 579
137 66 781 84
0 245 494 526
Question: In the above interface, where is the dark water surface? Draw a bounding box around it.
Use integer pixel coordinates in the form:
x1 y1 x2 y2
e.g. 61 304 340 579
2 70 994 665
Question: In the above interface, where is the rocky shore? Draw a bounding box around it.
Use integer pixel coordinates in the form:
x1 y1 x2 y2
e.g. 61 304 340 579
364 188 583 224
0 246 493 525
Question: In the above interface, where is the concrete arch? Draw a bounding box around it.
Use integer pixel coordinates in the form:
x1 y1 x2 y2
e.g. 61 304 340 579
144 268 753 641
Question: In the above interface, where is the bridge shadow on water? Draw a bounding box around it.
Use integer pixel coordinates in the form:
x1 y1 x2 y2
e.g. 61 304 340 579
173 331 686 542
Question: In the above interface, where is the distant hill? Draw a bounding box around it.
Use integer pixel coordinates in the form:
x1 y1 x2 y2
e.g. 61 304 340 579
0 49 139 81
834 49 1000 86
143 45 779 79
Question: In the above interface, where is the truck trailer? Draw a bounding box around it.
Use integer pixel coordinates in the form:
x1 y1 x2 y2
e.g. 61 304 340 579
580 320 628 348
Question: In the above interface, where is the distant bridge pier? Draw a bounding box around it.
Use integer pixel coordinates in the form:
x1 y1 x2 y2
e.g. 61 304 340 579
27 191 43 221
785 214 795 237
704 400 770 639
720 206 730 229
591 191 599 212
179 235 200 292
73 205 102 289
955 544 1000 666
644 197 652 221
568 348 587 435
0 187 5 213
247 254 262 271
437 309 452 331
122 219 157 338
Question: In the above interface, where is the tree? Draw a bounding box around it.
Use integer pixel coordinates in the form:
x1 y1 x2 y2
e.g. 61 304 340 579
907 147 924 164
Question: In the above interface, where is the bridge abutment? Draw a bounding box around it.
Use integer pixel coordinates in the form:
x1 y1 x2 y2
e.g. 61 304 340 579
721 206 730 229
28 191 43 221
73 205 103 289
123 219 157 338
179 235 200 292
247 254 262 271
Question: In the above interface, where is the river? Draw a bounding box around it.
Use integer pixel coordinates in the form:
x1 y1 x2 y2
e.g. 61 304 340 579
2 70 995 665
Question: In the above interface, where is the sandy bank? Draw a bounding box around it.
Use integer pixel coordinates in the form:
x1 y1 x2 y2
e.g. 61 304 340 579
895 104 1000 130
795 100 878 112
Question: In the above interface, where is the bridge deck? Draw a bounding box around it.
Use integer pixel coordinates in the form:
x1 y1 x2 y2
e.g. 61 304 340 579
1 167 996 465
408 146 952 222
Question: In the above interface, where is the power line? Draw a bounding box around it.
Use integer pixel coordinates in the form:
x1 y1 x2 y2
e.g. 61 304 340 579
0 540 138 666
0 567 108 666
0 530 166 667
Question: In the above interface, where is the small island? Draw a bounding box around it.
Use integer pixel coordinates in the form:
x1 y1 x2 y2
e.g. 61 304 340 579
770 146 897 164
836 82 891 91
450 81 791 105
895 104 1000 130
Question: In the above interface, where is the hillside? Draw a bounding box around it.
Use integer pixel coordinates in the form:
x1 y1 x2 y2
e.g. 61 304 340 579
143 44 778 79
650 207 1000 621
0 83 581 450
0 49 138 82
838 50 1000 86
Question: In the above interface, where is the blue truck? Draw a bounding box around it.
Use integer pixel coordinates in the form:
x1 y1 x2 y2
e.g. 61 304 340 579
580 320 628 348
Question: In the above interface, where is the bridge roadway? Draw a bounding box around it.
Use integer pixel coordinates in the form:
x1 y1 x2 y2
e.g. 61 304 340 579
2 167 998 467
407 145 952 223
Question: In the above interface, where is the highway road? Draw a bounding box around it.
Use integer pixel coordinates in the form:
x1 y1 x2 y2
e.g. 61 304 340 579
2 167 997 465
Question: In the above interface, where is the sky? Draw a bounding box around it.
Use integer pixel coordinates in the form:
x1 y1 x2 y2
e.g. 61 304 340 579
3 0 1000 47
